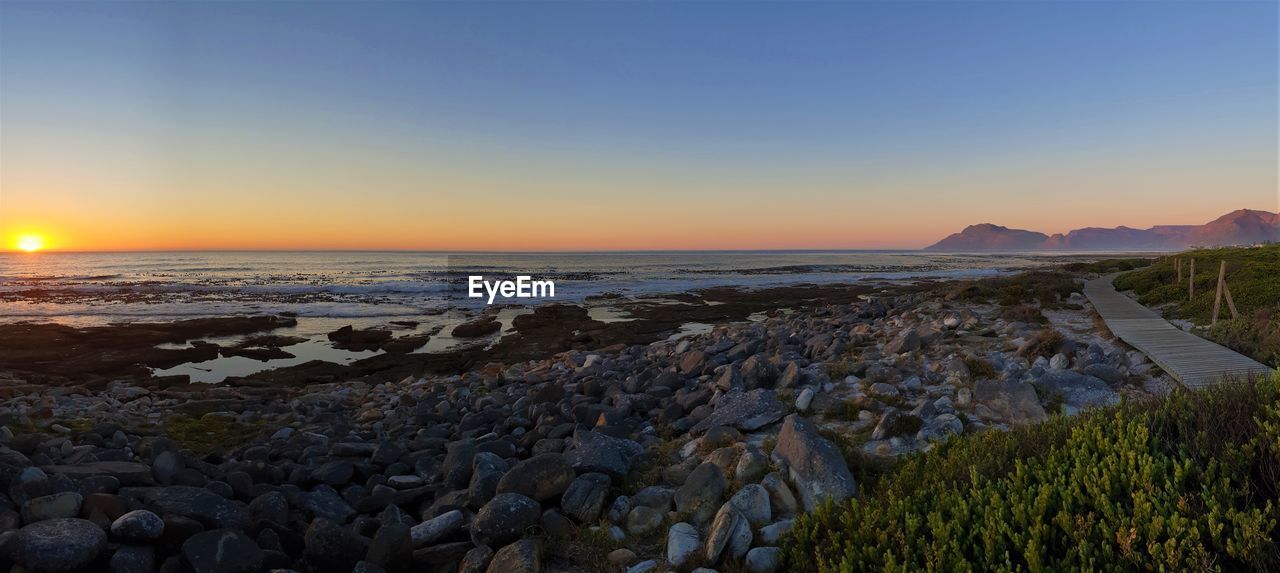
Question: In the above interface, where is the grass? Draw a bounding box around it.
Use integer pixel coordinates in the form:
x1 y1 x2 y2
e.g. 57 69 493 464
1113 244 1280 366
162 414 265 456
782 373 1280 572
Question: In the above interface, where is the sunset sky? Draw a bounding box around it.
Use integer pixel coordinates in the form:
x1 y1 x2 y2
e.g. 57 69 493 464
1 1 1277 251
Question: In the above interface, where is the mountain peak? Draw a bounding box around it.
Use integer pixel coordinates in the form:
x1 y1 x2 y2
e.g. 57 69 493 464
925 208 1279 251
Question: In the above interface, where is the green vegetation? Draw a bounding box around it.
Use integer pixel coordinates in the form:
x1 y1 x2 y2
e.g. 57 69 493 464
945 271 1081 310
1061 258 1153 274
783 374 1280 572
1113 244 1280 366
162 414 265 455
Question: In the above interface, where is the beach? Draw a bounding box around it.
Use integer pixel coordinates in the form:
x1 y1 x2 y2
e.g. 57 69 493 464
0 254 1178 572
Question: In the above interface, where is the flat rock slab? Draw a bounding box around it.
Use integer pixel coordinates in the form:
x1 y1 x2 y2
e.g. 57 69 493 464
690 389 786 435
41 462 156 486
770 414 857 512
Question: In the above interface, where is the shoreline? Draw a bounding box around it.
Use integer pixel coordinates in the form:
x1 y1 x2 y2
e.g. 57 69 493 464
0 266 1180 572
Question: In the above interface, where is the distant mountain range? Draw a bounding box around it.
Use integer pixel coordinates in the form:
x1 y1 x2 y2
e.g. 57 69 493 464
925 209 1280 251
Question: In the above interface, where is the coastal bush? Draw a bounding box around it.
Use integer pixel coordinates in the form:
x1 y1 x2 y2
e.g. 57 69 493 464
782 374 1280 572
1061 258 1152 274
947 271 1080 310
1113 245 1280 365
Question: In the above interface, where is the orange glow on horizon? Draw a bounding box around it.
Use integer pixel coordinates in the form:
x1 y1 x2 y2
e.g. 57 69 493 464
16 234 46 252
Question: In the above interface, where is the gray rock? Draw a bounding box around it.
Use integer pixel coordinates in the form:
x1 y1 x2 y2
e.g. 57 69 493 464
770 415 857 512
745 546 781 573
458 545 494 573
884 329 921 355
151 451 182 486
118 486 248 529
666 522 701 572
630 486 674 512
674 462 726 525
296 487 356 523
304 518 368 573
410 509 464 547
21 492 82 523
1049 353 1069 370
560 473 611 523
10 518 108 573
109 545 155 573
365 520 411 571
471 493 540 548
973 379 1048 425
562 430 643 478
794 388 815 412
182 529 264 573
248 491 289 524
1034 370 1120 415
110 509 165 542
760 473 799 517
758 519 793 545
1082 363 1125 385
727 484 771 526
916 413 963 444
703 504 751 564
870 408 901 441
311 461 354 486
626 560 659 573
485 539 539 573
690 389 786 435
625 506 663 536
496 453 574 502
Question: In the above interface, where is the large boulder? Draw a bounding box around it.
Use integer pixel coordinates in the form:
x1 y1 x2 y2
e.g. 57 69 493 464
1033 370 1120 415
111 510 165 542
8 518 107 573
560 473 611 523
674 462 726 525
471 493 540 548
689 389 786 435
770 415 857 512
410 509 464 547
562 430 643 478
973 379 1048 425
118 486 247 529
495 454 574 502
485 539 539 573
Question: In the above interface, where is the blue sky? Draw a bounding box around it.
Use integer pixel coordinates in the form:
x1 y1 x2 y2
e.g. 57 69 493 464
2 1 1277 250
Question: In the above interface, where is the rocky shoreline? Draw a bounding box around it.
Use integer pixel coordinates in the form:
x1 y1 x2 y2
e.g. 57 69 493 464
0 270 1173 573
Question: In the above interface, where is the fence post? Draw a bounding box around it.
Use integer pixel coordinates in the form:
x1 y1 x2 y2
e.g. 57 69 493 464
1189 259 1195 300
1176 258 1182 284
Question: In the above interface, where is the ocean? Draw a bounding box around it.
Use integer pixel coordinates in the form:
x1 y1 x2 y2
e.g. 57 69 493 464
0 250 1109 327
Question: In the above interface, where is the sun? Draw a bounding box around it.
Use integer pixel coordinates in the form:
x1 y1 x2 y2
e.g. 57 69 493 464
17 235 45 252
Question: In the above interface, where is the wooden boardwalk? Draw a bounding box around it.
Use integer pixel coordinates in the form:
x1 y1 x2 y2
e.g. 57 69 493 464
1084 274 1273 389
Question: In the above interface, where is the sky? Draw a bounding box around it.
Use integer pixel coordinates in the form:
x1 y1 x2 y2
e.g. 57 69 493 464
1 1 1277 251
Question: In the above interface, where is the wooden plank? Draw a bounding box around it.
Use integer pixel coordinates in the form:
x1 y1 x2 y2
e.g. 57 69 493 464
1084 273 1272 389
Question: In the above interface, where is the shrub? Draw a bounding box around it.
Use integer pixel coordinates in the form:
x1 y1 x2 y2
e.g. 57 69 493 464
782 375 1280 572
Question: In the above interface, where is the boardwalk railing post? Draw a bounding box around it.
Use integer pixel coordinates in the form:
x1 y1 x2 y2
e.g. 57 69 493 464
1176 258 1182 284
1224 269 1239 320
1213 261 1225 325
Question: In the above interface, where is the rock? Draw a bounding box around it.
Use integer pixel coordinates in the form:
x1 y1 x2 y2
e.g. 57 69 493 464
626 561 658 573
562 430 643 478
304 518 368 573
119 486 248 529
727 484 771 526
496 454 574 502
182 529 264 573
870 408 901 441
9 518 108 573
607 495 630 524
1049 353 1069 370
560 473 611 523
690 389 787 434
410 509 464 547
471 493 540 548
296 487 356 523
745 546 781 573
625 506 663 536
770 415 857 512
607 548 638 567
311 461 354 486
674 462 726 525
21 492 82 523
1034 370 1120 415
734 450 767 483
152 451 182 485
916 413 963 444
760 473 799 517
109 545 155 573
704 504 751 564
1082 363 1124 385
666 522 701 572
679 351 706 374
973 379 1048 425
868 382 899 398
458 545 494 573
39 462 155 486
758 520 793 545
111 509 165 542
485 539 539 573
884 329 921 355
452 317 501 338
365 520 411 571
248 491 289 524
794 388 815 412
